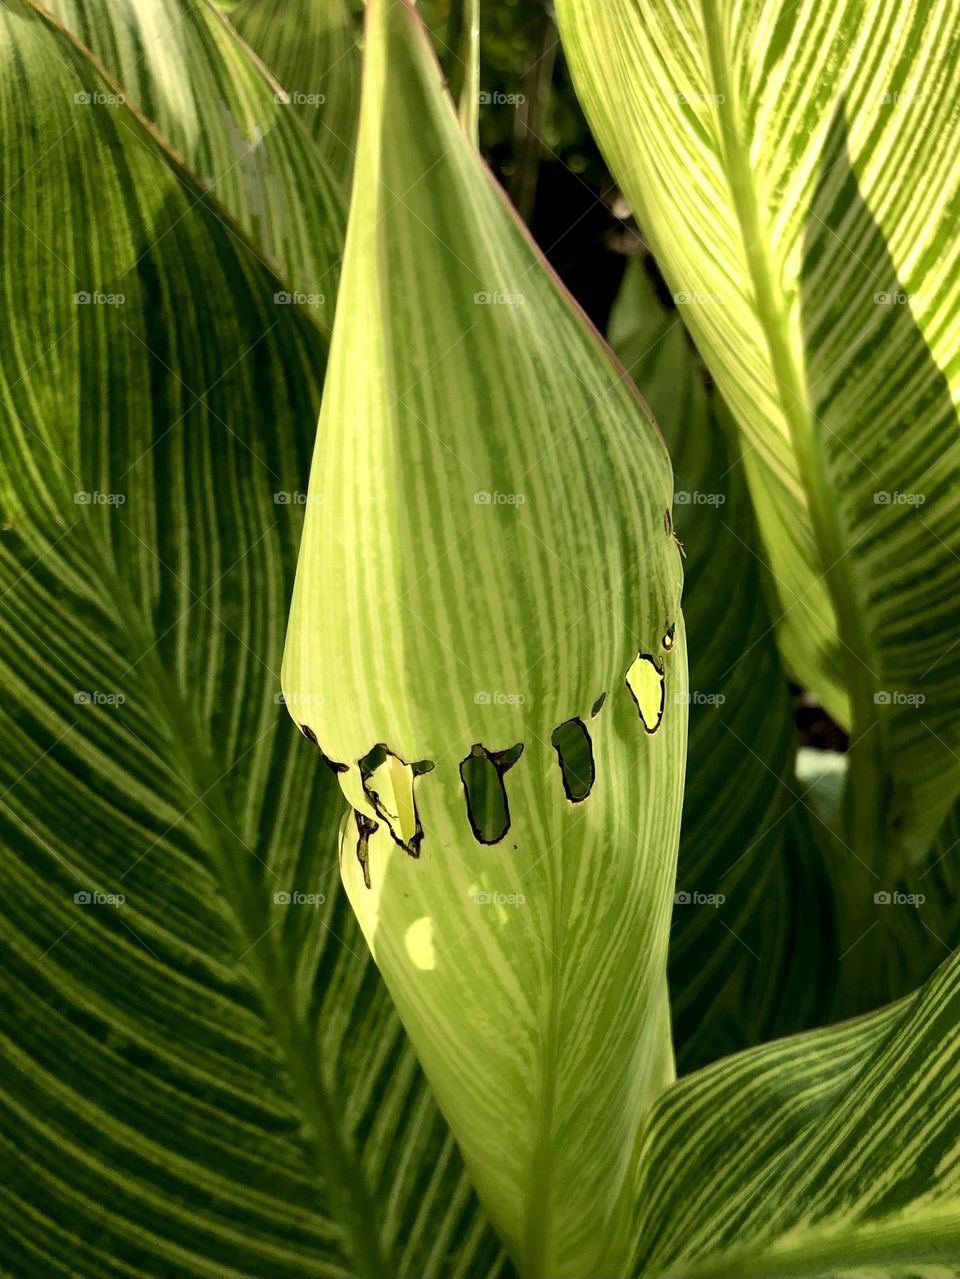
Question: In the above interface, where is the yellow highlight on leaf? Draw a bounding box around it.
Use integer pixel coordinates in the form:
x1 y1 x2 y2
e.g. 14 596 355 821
405 916 436 971
626 654 665 733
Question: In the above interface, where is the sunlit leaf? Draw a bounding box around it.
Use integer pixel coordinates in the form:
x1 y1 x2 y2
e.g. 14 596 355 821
48 0 348 329
0 4 504 1274
232 0 361 188
557 0 960 873
281 3 686 1274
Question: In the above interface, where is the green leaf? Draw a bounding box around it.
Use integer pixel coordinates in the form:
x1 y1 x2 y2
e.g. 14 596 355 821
609 257 834 1066
281 3 686 1275
444 0 481 145
47 0 348 330
609 260 960 1042
630 950 960 1277
0 4 504 1276
556 0 960 870
232 0 361 188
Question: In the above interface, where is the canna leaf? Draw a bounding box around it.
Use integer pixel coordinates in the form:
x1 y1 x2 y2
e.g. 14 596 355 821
281 2 686 1275
0 4 504 1276
556 0 960 873
629 950 960 1277
232 0 361 188
47 0 348 330
609 260 960 1039
609 258 832 1065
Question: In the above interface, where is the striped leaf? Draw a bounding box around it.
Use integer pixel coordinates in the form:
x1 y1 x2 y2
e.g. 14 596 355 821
630 949 960 1276
609 257 835 1066
281 2 686 1275
0 4 503 1276
556 0 960 872
232 0 361 188
611 259 960 1049
47 0 348 330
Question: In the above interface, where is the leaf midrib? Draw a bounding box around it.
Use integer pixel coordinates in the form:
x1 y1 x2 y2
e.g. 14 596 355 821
698 0 886 868
103 553 388 1279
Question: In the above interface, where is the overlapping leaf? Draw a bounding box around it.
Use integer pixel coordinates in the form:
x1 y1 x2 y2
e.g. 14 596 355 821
557 0 960 871
46 0 347 329
630 950 960 1277
612 258 960 1053
232 0 361 187
0 4 504 1276
281 3 687 1275
609 258 837 1067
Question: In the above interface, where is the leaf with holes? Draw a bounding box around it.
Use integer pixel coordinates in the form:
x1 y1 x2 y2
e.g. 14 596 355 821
556 0 960 878
609 257 835 1065
0 4 504 1276
280 2 687 1275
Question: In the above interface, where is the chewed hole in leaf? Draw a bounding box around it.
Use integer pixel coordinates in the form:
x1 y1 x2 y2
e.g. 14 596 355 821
551 718 595 802
299 725 347 773
590 692 606 718
460 743 523 844
360 745 424 858
626 654 665 733
354 810 379 889
661 623 676 652
359 744 387 776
